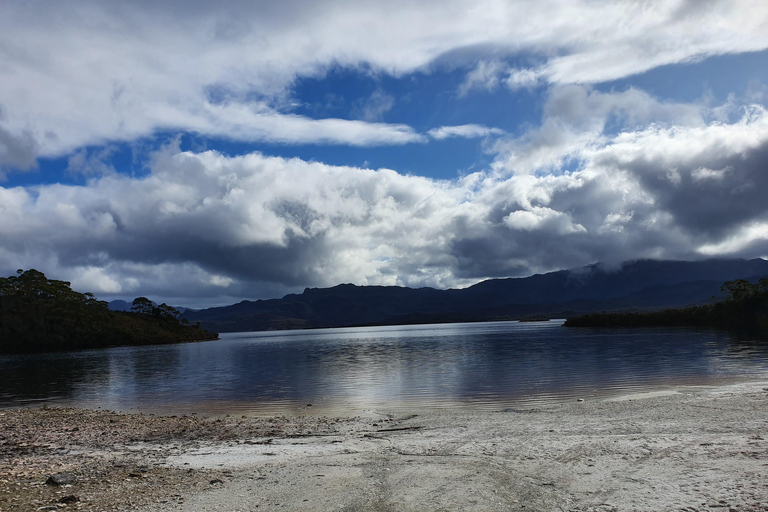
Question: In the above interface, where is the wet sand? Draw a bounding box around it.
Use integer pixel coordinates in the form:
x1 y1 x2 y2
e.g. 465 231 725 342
2 381 768 511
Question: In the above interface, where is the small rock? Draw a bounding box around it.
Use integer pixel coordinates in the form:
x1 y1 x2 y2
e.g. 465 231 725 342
59 495 79 504
209 478 224 485
45 473 77 486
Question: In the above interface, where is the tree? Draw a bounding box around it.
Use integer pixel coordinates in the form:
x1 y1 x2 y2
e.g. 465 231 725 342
1 270 218 354
722 278 768 301
131 297 154 315
155 303 181 319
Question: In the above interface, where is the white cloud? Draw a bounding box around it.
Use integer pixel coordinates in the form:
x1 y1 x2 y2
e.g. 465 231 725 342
504 207 586 234
199 103 426 146
427 124 505 140
506 68 540 90
690 166 731 182
457 60 508 96
352 90 396 122
2 101 768 304
698 221 768 256
2 0 767 168
2 1 768 303
459 64 542 95
491 84 706 175
69 267 124 294
539 1 768 85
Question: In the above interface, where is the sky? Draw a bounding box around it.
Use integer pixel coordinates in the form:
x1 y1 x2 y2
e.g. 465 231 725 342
2 0 768 308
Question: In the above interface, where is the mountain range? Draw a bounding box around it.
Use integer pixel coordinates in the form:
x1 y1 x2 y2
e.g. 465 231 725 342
171 258 768 333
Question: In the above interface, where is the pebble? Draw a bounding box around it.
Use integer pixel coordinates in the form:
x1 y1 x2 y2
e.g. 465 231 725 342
45 474 77 486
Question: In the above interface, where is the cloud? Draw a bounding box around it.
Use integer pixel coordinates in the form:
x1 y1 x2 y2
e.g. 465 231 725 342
352 89 395 122
491 84 706 175
199 103 426 146
538 1 768 85
585 105 768 240
2 1 768 167
506 68 540 90
67 147 119 178
2 100 767 304
2 1 768 304
427 124 505 140
458 62 542 96
457 60 508 96
0 122 38 177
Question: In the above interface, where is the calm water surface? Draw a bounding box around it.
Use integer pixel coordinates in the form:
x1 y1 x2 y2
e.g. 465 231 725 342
2 321 768 415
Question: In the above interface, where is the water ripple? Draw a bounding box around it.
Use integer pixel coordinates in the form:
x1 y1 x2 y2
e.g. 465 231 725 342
2 321 768 415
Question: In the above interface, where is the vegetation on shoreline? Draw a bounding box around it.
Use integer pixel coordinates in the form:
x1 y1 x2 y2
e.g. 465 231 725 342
565 278 768 338
0 269 218 354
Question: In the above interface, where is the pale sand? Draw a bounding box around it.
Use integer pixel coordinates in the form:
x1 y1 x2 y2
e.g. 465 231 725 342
2 381 767 512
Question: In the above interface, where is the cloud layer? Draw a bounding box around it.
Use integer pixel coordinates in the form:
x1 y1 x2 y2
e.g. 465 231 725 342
2 1 768 304
2 0 768 166
2 90 767 304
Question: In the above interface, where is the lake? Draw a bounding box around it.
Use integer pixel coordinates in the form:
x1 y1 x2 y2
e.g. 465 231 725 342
1 320 768 415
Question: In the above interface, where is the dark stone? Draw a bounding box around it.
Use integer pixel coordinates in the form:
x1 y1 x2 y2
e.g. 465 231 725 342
59 495 79 504
45 473 77 486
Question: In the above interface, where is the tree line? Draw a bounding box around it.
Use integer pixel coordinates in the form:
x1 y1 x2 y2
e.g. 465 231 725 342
0 269 218 354
565 278 768 338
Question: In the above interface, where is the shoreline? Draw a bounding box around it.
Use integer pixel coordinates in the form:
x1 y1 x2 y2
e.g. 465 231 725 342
2 380 768 511
5 372 765 418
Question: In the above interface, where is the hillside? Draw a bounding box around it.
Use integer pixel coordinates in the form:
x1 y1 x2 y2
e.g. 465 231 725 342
0 270 218 354
182 258 768 332
565 278 768 339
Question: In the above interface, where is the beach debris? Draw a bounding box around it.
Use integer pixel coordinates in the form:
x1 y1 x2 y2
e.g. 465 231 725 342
375 426 424 433
45 473 77 486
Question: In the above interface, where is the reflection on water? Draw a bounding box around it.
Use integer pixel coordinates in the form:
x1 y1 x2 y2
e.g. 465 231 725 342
1 321 768 415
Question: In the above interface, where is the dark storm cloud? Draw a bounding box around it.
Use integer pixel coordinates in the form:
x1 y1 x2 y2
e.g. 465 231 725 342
603 137 768 239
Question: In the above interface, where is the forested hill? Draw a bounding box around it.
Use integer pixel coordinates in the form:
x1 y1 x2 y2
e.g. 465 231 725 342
182 258 768 333
0 270 218 354
565 278 768 339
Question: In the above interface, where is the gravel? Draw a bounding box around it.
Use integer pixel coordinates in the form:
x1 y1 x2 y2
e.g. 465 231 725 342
2 381 768 511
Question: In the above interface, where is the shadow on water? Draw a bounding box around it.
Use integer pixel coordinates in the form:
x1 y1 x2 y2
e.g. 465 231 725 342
1 321 768 414
0 351 111 406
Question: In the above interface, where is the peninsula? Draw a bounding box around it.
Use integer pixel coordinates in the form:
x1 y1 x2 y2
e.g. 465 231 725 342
0 270 218 354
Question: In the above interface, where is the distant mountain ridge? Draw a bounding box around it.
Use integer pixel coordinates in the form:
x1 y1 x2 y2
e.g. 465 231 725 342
181 258 768 333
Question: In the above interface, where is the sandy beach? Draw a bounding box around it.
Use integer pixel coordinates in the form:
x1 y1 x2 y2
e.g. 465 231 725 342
2 381 767 512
